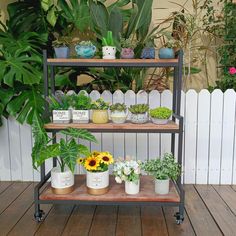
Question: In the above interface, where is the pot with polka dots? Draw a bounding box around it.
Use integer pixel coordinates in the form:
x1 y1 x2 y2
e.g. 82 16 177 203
102 46 116 59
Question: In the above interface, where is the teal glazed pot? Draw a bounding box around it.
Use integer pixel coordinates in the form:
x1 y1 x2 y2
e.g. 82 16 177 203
75 44 96 59
158 48 175 59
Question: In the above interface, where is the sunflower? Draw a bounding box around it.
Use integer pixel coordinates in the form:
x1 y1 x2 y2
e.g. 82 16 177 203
98 152 114 165
77 157 84 165
92 151 100 157
84 156 100 171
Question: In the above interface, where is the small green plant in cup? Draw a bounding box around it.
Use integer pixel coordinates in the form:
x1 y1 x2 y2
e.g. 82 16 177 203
91 98 110 124
102 31 116 59
149 107 172 125
128 104 149 124
110 103 127 124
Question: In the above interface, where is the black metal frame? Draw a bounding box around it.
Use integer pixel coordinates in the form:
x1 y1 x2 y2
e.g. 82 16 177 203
34 50 184 224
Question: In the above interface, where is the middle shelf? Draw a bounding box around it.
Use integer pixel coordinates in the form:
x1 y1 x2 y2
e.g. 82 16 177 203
44 120 179 133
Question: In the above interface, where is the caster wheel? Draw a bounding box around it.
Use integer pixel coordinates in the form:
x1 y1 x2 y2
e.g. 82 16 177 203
34 210 45 222
174 212 184 225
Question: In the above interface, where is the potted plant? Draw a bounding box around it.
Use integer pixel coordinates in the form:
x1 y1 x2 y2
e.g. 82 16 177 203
120 37 137 59
158 35 179 59
113 159 142 195
102 31 116 59
52 35 70 58
149 107 172 125
110 103 127 124
69 92 91 123
91 98 110 124
141 41 155 59
32 115 97 195
128 104 149 124
75 40 96 59
47 94 71 123
78 151 114 195
142 153 181 195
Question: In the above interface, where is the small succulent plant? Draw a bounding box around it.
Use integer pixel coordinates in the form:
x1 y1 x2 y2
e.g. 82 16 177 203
79 40 94 46
69 92 91 110
91 98 109 110
128 104 149 114
110 103 127 112
149 107 172 119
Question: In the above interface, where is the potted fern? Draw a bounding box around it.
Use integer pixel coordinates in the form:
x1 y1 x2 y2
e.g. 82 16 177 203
142 153 181 194
32 115 97 194
120 37 137 59
149 107 172 125
91 98 110 124
102 31 116 59
128 104 149 124
110 103 127 124
69 92 91 123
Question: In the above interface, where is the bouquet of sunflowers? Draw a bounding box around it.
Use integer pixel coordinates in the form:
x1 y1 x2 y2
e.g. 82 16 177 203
78 151 114 172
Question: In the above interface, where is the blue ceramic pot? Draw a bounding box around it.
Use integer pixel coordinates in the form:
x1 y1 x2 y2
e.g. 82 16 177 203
141 47 155 59
75 44 96 59
158 48 175 59
54 47 70 58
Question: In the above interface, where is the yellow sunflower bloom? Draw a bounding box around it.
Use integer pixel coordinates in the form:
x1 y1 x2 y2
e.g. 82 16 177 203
92 151 100 157
84 156 100 171
97 152 114 165
77 157 84 165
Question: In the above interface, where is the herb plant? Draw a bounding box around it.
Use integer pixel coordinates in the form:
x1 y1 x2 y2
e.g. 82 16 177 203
69 92 91 110
102 31 115 46
142 153 181 180
47 95 70 110
110 103 127 112
149 107 172 119
91 98 109 110
128 104 149 114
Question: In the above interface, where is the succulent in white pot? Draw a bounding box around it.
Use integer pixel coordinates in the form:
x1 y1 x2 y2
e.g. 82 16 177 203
149 107 172 125
102 31 116 59
110 103 127 124
128 104 149 124
142 153 181 195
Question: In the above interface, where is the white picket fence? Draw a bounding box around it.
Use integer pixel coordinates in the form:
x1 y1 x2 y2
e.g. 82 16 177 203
0 89 236 185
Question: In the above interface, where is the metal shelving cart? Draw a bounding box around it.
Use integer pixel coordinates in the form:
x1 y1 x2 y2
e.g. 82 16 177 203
34 50 184 224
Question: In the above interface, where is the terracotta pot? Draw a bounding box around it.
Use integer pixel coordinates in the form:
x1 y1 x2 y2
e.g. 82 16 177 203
92 110 109 124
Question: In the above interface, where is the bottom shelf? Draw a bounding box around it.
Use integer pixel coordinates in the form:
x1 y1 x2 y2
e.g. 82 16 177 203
40 175 180 203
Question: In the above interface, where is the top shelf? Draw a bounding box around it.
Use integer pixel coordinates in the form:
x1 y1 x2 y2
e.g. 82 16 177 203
46 58 179 68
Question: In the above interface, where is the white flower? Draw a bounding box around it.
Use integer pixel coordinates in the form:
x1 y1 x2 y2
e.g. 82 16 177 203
115 176 122 184
124 167 131 175
134 167 141 175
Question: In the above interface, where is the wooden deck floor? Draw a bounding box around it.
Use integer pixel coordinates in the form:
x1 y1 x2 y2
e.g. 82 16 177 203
0 182 236 236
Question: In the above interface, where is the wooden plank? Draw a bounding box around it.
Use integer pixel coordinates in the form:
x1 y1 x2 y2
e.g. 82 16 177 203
184 185 222 236
0 183 36 235
116 206 141 236
40 176 180 202
0 182 12 194
195 184 236 235
0 182 29 214
44 121 179 132
0 117 11 180
208 90 223 184
163 207 195 236
184 90 198 184
141 206 168 236
124 90 136 158
8 204 52 236
89 206 117 236
220 89 236 184
35 205 74 236
62 205 96 236
196 90 210 184
148 90 161 159
213 185 236 215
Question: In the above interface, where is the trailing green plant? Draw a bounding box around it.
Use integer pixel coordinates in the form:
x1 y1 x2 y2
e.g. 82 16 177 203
52 35 70 47
102 31 115 46
110 103 127 112
47 94 70 110
142 153 181 180
149 107 172 119
128 104 149 114
31 112 97 172
69 92 91 110
91 98 109 110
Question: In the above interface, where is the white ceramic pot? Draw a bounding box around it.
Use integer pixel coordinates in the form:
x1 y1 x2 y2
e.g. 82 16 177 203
155 179 169 194
125 179 140 195
110 111 127 124
86 170 109 195
51 166 74 194
151 117 169 125
53 110 71 123
72 110 89 123
130 113 148 124
102 46 116 59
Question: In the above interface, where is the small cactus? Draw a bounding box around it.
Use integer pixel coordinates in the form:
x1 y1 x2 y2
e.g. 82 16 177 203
128 104 149 114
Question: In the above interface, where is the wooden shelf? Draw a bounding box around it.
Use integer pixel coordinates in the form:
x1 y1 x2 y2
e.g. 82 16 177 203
40 175 180 203
44 121 179 133
46 58 179 68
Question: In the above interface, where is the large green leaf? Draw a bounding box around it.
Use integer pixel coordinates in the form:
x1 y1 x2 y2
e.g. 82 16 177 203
108 7 123 40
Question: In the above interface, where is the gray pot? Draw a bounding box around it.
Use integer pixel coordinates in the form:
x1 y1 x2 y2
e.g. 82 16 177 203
130 113 148 124
151 117 169 125
155 179 169 194
54 47 70 58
